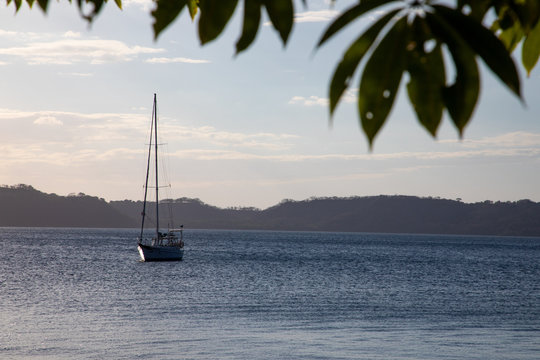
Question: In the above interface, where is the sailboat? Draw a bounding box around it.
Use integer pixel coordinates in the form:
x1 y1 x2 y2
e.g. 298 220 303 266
137 94 184 262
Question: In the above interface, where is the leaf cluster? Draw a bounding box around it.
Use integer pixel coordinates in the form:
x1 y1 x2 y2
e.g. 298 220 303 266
8 0 540 147
150 0 302 56
318 0 531 146
8 0 122 22
482 0 540 76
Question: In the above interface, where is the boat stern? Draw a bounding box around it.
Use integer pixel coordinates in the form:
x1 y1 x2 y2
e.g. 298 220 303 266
137 244 147 261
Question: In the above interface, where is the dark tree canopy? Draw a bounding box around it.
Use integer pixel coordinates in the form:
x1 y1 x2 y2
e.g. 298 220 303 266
9 0 540 147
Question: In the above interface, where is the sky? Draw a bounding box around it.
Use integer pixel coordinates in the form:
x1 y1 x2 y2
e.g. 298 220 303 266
1 0 539 209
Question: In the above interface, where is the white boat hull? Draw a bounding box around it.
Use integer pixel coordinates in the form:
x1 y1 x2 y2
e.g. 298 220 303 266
138 244 184 262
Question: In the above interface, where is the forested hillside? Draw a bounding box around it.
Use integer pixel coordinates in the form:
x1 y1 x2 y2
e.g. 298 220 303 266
111 195 540 236
0 185 134 228
2 185 540 236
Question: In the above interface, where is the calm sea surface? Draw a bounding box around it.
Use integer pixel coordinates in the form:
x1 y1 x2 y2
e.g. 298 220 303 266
1 228 539 359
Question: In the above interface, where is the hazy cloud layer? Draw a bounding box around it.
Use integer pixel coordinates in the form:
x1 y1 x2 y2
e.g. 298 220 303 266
295 10 339 23
146 57 211 64
289 89 356 107
263 9 339 26
1 107 539 166
34 116 64 126
441 131 540 148
0 38 163 65
0 29 214 65
288 95 328 107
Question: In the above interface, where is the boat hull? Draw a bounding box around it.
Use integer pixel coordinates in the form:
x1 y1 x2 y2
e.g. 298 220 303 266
138 244 184 262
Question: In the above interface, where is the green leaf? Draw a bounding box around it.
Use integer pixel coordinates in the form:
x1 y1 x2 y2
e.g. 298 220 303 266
359 16 409 147
328 9 400 117
524 0 540 32
523 17 540 76
152 0 189 40
11 0 23 11
317 0 398 47
426 12 479 136
199 0 238 45
457 0 491 22
36 0 48 12
406 18 446 137
508 0 540 33
76 0 105 23
499 21 524 52
187 0 198 20
236 0 262 54
263 0 294 45
433 5 521 99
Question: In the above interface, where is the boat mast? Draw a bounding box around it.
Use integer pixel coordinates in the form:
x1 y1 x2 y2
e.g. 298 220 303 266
139 94 156 242
154 93 160 239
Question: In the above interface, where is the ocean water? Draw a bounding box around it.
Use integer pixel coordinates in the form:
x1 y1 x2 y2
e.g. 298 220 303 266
1 228 539 359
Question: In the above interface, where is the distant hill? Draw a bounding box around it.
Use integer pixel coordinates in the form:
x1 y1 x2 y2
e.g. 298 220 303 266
2 184 540 236
253 196 540 236
111 195 540 236
0 185 135 228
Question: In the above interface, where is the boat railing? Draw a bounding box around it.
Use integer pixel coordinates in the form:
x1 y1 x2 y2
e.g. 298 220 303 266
139 230 183 248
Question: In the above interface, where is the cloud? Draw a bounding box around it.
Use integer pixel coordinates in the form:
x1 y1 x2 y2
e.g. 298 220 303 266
288 95 329 106
342 88 358 103
3 105 539 170
63 31 82 39
370 148 540 161
0 108 38 119
33 116 63 126
264 9 338 26
163 124 299 150
171 150 362 162
0 29 44 41
0 108 145 124
0 38 164 65
294 10 339 23
146 57 211 64
168 139 540 162
0 143 142 167
123 0 154 11
0 29 18 38
57 72 94 77
285 89 364 109
0 108 150 146
441 131 540 149
0 106 295 151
